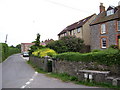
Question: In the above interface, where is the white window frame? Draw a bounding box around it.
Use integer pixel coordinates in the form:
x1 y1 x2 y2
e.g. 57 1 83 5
77 27 81 33
107 9 114 16
118 20 120 31
101 24 106 34
101 38 107 48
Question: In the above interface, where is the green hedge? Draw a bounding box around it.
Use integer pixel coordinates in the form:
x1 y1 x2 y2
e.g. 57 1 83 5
0 43 9 62
54 48 120 66
0 43 20 62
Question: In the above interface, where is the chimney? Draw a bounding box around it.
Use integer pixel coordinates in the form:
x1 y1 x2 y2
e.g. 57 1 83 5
100 3 105 13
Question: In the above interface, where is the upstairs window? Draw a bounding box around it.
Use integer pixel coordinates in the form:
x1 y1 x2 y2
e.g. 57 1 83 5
77 28 81 33
118 20 120 31
64 33 67 36
107 9 114 16
101 38 107 48
101 24 106 34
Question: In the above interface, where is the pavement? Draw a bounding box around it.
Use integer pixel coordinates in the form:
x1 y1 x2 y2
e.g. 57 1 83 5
2 54 99 88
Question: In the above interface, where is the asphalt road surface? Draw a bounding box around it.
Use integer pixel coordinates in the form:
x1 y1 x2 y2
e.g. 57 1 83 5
2 54 98 88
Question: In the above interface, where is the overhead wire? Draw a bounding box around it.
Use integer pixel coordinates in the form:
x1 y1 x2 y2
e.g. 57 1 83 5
43 0 91 14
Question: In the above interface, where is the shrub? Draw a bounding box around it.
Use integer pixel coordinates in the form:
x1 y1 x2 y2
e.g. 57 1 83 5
32 48 57 58
54 48 120 66
47 35 85 53
109 45 119 49
92 49 101 52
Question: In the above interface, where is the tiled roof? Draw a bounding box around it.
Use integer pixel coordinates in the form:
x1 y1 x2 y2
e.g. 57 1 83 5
90 5 120 26
58 14 96 35
21 43 35 45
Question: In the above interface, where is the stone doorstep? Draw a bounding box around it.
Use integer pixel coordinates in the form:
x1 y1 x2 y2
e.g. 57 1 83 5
78 70 110 74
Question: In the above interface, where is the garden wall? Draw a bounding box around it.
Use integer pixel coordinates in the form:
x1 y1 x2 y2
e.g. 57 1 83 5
52 60 120 76
29 56 120 86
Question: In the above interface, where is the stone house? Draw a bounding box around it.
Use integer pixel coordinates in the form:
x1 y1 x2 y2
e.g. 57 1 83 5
58 14 96 45
90 3 120 50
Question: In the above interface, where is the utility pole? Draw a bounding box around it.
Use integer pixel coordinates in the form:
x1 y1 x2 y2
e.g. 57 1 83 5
5 34 8 44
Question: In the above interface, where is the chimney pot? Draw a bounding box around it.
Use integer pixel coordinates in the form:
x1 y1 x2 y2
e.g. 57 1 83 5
100 3 105 13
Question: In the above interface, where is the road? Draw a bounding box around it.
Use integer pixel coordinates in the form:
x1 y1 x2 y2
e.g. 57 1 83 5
2 54 98 88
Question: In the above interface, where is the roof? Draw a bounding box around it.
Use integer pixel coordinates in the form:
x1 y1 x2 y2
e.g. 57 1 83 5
90 5 120 26
58 14 96 35
21 43 35 45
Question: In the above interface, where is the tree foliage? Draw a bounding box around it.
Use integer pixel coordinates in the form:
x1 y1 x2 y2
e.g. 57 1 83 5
47 35 85 53
29 33 43 55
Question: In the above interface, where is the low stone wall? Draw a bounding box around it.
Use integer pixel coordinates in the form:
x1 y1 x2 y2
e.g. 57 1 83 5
29 56 52 72
29 56 45 70
29 56 120 86
52 60 120 76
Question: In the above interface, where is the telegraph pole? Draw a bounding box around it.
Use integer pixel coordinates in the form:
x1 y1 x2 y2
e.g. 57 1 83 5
5 34 8 44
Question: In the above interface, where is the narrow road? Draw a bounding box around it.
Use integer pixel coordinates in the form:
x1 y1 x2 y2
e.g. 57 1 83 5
2 54 98 88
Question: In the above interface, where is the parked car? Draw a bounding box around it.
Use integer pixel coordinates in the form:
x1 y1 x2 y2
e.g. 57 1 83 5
23 52 29 57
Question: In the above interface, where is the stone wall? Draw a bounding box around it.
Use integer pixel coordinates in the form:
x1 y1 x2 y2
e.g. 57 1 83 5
29 56 120 86
90 20 120 50
52 60 120 76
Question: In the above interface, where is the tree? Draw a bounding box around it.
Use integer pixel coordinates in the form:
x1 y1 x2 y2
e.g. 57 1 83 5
29 33 42 55
35 33 40 47
47 35 85 53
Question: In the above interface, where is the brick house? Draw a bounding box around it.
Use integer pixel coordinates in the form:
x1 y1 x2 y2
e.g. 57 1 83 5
21 39 54 53
21 43 35 53
58 14 96 45
90 3 120 50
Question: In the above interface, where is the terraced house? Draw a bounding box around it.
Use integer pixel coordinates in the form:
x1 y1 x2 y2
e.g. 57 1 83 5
58 14 96 45
90 3 120 50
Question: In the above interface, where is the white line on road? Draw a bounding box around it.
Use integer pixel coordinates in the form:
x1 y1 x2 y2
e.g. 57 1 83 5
21 72 38 88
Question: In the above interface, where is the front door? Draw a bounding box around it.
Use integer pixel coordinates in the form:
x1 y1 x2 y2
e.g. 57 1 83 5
118 36 120 49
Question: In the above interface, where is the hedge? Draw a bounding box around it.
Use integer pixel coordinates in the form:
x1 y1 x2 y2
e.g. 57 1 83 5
0 43 9 62
0 43 20 62
54 48 120 66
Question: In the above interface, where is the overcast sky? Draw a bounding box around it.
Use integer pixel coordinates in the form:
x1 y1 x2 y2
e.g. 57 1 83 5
0 0 120 46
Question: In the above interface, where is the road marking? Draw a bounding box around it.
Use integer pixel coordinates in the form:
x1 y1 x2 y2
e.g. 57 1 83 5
21 85 26 88
20 72 38 88
29 78 34 81
26 81 30 85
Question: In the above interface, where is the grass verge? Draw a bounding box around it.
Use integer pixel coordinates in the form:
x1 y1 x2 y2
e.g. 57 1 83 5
27 60 120 89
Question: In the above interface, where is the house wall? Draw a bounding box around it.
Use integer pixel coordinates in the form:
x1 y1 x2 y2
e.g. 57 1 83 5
83 15 96 45
91 20 120 50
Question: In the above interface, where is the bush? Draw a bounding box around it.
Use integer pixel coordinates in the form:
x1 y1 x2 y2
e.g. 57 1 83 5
32 48 57 58
92 49 101 52
54 48 120 66
109 45 119 49
47 36 85 53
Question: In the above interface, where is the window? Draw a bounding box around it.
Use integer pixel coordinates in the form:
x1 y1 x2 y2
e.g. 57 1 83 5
101 24 106 34
101 38 107 48
77 28 81 33
107 9 114 16
118 20 120 31
64 33 67 36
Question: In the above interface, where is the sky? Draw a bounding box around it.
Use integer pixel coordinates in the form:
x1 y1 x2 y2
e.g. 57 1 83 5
0 0 120 46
